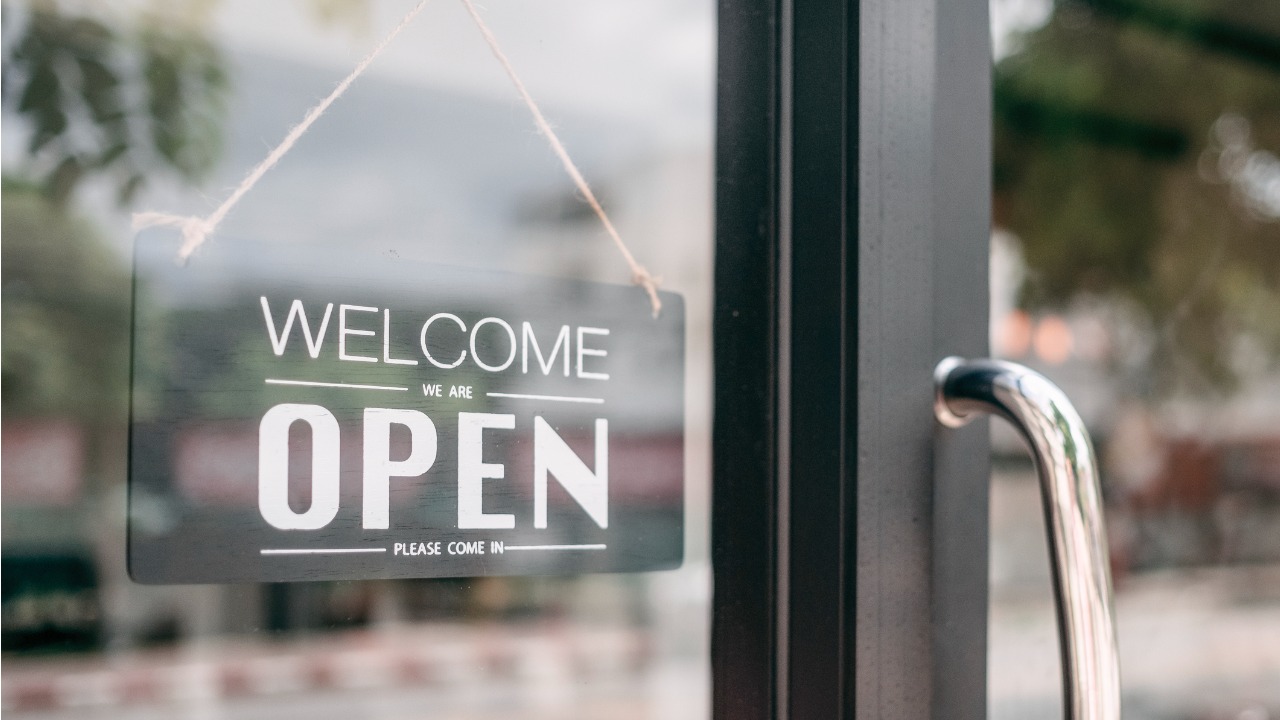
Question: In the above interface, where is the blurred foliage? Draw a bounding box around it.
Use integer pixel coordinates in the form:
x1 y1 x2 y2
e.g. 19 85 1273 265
1 0 228 205
1 179 131 418
0 1 230 420
995 0 1280 396
0 0 374 421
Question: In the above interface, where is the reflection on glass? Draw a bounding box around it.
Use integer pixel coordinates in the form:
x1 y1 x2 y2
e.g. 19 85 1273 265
2 1 713 717
990 0 1280 718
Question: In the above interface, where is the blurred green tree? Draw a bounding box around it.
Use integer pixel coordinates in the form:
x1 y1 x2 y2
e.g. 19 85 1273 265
1 178 131 418
994 0 1280 396
1 1 229 419
0 0 370 416
2 1 228 205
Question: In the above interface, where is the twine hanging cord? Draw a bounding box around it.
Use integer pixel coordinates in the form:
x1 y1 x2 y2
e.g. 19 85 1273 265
134 0 663 317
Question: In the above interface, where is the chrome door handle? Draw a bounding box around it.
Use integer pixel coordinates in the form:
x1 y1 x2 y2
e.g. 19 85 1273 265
934 357 1122 720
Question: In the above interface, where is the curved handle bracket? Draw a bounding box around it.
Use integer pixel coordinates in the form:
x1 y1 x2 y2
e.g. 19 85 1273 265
934 357 1122 720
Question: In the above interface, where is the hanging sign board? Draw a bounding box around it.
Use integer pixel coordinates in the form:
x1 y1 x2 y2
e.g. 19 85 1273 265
128 234 685 584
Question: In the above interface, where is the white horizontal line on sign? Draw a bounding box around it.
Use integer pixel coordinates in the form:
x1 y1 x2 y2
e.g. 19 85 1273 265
487 392 604 404
503 544 608 551
266 378 408 392
260 548 387 555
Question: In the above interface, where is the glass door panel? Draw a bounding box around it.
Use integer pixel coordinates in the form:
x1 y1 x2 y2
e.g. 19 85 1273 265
990 1 1280 716
2 2 714 717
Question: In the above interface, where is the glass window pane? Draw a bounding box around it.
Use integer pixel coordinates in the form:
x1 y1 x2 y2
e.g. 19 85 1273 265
2 2 713 717
990 1 1280 716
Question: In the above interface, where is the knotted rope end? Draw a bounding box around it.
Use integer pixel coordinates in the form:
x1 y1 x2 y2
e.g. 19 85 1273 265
133 212 213 266
632 267 663 319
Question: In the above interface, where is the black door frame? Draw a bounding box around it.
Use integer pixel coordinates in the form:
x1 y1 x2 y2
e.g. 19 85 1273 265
712 0 992 717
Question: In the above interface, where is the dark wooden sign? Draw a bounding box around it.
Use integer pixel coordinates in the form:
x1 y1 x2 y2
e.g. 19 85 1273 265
128 235 684 584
